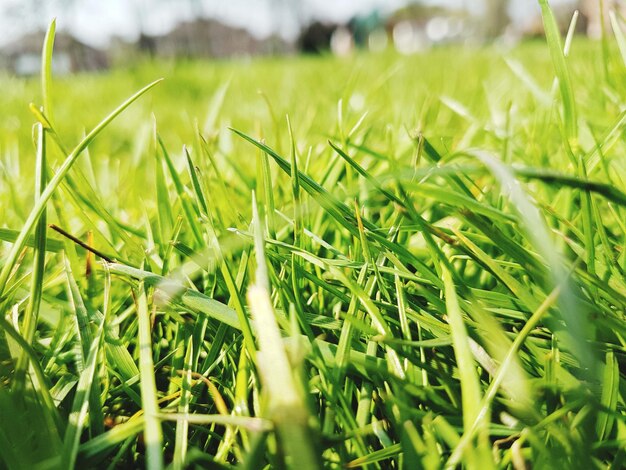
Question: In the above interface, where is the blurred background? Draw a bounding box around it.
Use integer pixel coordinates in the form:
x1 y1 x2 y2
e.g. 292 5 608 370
0 0 617 76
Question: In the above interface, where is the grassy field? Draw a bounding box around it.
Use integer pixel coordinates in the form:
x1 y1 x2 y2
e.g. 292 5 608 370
1 9 626 469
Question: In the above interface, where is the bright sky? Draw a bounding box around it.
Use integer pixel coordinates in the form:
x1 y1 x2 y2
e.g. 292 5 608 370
0 0 566 48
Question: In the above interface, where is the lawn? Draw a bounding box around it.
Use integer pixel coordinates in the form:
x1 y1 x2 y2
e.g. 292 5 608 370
1 9 626 470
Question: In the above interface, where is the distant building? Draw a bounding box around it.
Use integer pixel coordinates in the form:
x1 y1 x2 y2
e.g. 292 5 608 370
385 4 470 53
579 0 626 38
297 21 337 54
507 2 587 40
296 5 472 56
0 32 108 76
139 19 294 58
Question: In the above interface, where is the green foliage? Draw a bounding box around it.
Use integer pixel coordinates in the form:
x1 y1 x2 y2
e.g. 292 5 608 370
2 6 626 468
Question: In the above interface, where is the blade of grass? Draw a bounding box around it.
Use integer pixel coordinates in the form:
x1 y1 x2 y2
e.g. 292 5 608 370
60 314 105 469
514 166 626 207
441 266 486 462
0 314 63 436
0 229 63 252
63 254 105 436
345 443 402 468
134 284 164 470
446 282 562 468
596 351 619 440
41 19 56 126
158 138 203 246
248 192 321 469
172 340 193 470
0 78 163 300
230 128 441 288
184 147 257 356
610 11 626 68
538 0 578 150
469 150 596 375
13 123 48 394
10 18 55 391
157 413 272 430
287 116 303 249
154 125 174 256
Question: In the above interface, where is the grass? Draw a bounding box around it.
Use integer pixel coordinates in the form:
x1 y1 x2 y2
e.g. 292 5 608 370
1 6 626 468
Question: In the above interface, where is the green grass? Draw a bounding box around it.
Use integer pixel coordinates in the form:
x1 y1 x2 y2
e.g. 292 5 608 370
1 8 626 468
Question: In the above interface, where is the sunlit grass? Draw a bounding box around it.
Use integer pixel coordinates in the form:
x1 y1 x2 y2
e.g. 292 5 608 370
1 6 626 468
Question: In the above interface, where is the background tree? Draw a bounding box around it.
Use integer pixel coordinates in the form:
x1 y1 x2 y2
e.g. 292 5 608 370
483 0 509 38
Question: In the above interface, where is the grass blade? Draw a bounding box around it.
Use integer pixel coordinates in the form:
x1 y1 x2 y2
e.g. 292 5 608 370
441 266 484 435
0 77 162 299
248 193 321 469
172 341 193 470
60 315 105 469
135 284 164 470
610 11 626 68
13 123 48 393
446 283 562 467
469 150 596 375
538 0 578 149
41 18 56 125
